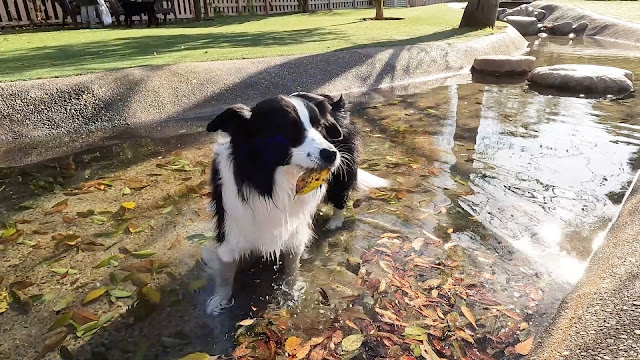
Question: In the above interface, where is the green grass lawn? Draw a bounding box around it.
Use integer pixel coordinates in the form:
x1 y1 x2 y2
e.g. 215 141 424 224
0 5 493 82
551 0 640 24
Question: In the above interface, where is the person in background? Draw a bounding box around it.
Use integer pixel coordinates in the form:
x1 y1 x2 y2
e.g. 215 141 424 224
76 0 99 28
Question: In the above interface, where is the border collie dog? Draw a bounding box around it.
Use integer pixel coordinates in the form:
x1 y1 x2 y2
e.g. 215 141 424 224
202 92 388 315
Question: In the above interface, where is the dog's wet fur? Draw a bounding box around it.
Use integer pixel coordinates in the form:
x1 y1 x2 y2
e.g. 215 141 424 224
202 93 388 315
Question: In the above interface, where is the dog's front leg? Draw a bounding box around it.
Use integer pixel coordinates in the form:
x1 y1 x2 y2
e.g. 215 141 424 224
203 245 238 315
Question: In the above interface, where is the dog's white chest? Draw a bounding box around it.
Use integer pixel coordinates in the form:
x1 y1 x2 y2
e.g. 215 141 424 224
214 143 325 261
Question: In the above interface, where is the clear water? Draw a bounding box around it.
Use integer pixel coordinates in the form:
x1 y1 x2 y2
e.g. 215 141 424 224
1 37 639 360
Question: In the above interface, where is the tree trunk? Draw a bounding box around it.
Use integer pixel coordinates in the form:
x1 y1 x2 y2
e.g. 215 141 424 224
374 0 383 20
302 0 309 13
459 0 499 28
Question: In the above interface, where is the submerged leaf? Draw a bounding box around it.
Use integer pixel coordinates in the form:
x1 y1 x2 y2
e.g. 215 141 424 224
178 353 211 360
53 294 74 311
51 268 78 275
454 329 475 344
188 279 207 292
82 287 107 305
141 286 161 304
131 250 155 259
48 311 73 332
91 216 109 225
341 334 365 352
38 328 69 358
0 290 9 314
108 289 133 298
403 326 427 341
72 309 100 325
237 318 255 326
459 300 477 329
95 255 121 268
285 336 303 355
128 223 143 233
45 199 69 215
62 215 76 224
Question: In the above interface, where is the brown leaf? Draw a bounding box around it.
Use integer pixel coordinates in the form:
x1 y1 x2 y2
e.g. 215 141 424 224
498 308 523 321
9 280 34 291
126 179 150 190
45 199 69 215
294 344 311 360
62 215 76 224
459 300 477 329
514 336 534 355
71 309 99 325
232 343 250 358
455 329 475 344
309 347 325 360
467 348 494 360
37 328 69 359
285 336 303 355
331 330 344 344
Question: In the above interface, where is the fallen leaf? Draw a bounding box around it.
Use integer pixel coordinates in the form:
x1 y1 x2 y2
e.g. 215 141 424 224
76 320 101 338
178 354 211 360
232 344 250 358
459 300 477 329
76 210 95 218
295 344 311 359
412 238 425 251
331 330 344 344
285 336 303 355
8 280 35 291
53 294 74 311
189 279 207 291
95 255 121 268
131 250 155 259
45 199 69 215
160 205 174 214
309 347 325 360
141 286 161 304
454 329 475 344
91 215 109 225
380 233 400 238
378 260 393 273
0 290 8 313
37 328 69 358
122 187 131 195
126 179 150 190
341 334 365 352
82 287 107 305
48 311 73 332
108 289 133 298
128 223 143 233
71 309 99 325
121 201 136 209
51 268 78 275
421 339 440 360
237 318 255 326
62 215 76 224
403 326 427 341
306 336 326 347
514 336 534 355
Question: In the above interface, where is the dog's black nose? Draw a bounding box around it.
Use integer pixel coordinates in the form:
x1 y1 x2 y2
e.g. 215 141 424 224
319 148 337 165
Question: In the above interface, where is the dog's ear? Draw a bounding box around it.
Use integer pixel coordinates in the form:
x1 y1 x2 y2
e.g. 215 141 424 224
320 94 347 112
331 95 347 111
207 104 251 134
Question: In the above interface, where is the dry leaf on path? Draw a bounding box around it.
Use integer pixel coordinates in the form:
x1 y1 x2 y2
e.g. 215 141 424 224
459 300 477 329
514 336 534 355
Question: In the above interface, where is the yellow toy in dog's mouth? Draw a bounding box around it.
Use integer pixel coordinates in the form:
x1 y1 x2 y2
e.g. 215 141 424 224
296 168 330 195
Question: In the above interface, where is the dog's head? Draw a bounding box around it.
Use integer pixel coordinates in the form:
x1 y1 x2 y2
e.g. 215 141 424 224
207 93 346 172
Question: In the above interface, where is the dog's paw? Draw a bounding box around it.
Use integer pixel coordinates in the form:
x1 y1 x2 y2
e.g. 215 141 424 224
325 214 345 230
206 294 234 315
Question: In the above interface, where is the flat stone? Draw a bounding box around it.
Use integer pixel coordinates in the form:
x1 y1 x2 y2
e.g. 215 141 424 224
573 21 589 34
473 55 536 74
528 64 634 97
504 16 540 36
550 21 575 36
499 4 546 22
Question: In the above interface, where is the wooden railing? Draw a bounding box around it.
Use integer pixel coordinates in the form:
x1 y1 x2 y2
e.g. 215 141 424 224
0 0 453 26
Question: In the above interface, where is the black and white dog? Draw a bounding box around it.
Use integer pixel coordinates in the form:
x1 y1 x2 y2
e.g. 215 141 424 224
202 93 388 315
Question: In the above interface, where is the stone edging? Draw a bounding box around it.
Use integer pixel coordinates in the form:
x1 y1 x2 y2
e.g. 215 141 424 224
0 26 527 150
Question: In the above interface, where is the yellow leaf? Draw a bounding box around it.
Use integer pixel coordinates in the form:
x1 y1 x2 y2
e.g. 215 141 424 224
514 336 534 355
295 344 311 360
121 201 136 209
0 290 9 313
237 318 255 326
296 168 330 195
454 329 475 344
178 353 211 360
459 300 477 329
285 336 303 355
82 287 106 305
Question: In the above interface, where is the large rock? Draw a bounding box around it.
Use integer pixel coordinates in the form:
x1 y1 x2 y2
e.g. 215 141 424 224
498 4 546 22
472 55 536 74
549 21 574 36
504 16 540 36
527 64 634 97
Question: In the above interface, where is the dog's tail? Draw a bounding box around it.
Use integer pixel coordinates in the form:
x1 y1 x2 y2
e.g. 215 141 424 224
357 169 390 191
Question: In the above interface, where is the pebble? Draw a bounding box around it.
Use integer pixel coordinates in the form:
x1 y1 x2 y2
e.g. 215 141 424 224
632 301 640 306
634 330 640 335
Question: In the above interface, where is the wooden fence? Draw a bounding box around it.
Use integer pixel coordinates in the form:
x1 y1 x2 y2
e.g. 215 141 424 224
0 0 452 27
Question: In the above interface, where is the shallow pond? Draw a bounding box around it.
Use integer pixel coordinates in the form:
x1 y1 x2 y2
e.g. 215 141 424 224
1 37 640 360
